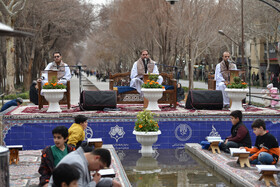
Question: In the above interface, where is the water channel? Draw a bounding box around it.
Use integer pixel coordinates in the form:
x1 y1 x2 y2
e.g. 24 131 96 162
117 148 231 187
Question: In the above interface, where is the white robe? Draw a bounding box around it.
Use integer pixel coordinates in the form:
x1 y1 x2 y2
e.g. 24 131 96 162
130 60 163 95
214 62 237 106
41 61 71 86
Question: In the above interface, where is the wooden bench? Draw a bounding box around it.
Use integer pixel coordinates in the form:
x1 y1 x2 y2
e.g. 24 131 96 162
109 72 177 108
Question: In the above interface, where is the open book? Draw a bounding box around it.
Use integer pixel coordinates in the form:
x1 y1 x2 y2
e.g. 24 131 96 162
206 136 223 143
87 138 102 143
98 168 116 178
229 148 249 157
256 165 280 173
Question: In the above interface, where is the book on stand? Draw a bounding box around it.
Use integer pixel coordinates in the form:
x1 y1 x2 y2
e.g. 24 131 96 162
256 165 280 173
98 168 116 178
206 136 223 143
229 148 249 157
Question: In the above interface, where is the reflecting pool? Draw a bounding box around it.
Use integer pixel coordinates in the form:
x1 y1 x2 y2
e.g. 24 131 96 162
117 148 230 187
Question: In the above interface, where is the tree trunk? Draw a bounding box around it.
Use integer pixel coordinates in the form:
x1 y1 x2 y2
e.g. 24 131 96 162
6 36 16 93
254 39 263 87
265 39 270 86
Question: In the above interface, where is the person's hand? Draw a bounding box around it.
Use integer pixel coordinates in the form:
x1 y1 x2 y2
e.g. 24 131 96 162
224 81 229 85
43 183 48 187
112 180 122 187
37 78 42 82
92 172 101 184
239 147 245 149
224 139 228 144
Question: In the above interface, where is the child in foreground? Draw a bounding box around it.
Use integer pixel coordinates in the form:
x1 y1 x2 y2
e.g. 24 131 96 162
244 119 280 165
52 163 80 187
38 126 75 187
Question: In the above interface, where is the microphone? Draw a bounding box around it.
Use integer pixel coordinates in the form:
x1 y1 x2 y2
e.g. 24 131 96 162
144 58 147 65
144 58 148 73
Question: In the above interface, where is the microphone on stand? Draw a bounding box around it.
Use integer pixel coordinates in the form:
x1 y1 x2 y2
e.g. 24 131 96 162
144 58 148 73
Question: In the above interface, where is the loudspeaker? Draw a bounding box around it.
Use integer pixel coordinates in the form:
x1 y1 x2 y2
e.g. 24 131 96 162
185 90 223 110
79 90 117 111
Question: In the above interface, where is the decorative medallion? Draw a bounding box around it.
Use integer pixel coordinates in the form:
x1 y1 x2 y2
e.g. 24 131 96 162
175 123 192 141
109 125 125 142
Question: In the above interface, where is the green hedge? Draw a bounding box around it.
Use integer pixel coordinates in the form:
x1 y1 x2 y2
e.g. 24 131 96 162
3 92 29 100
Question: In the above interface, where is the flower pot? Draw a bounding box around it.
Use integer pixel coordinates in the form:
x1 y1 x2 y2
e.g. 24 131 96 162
42 89 66 112
141 88 165 111
133 130 161 157
133 156 161 174
225 88 249 111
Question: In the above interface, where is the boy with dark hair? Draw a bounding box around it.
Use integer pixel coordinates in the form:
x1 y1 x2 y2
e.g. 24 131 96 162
68 115 88 148
48 147 121 187
244 119 280 165
39 126 75 187
52 163 80 187
222 110 251 153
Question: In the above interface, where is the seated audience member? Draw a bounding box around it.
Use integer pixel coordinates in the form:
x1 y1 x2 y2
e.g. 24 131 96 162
261 89 271 107
39 126 75 187
267 83 279 107
37 52 71 89
29 80 38 105
214 51 237 108
176 83 185 102
48 148 122 187
52 163 80 187
0 97 23 112
221 110 251 153
244 119 280 165
130 49 163 96
67 115 88 148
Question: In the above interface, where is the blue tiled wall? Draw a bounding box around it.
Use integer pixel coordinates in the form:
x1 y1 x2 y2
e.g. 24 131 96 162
3 116 280 150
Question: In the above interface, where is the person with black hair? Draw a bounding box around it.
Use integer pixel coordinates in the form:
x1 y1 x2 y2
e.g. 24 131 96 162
0 97 23 112
48 148 121 187
29 80 38 105
38 126 75 187
176 83 185 102
243 119 280 165
52 164 80 187
221 110 251 153
67 115 88 148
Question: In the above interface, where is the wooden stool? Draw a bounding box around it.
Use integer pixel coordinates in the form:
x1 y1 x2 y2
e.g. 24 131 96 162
259 171 278 186
236 153 250 168
208 141 221 154
256 165 280 187
7 145 23 165
87 138 103 149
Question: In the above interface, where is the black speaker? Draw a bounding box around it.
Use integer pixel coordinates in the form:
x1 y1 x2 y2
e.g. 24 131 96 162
79 90 117 111
185 90 223 110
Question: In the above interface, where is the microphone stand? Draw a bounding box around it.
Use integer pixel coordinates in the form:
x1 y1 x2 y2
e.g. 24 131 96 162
55 64 87 95
243 62 259 106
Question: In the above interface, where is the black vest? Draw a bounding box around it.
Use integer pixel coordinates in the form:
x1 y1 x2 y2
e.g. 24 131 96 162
231 122 252 147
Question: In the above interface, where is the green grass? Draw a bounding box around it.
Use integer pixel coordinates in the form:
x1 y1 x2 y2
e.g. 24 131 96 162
3 91 29 100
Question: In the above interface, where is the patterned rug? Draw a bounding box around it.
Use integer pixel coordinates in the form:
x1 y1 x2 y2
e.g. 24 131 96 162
185 143 280 187
4 104 279 117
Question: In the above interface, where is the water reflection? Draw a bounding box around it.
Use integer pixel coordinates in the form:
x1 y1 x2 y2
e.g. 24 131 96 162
117 148 229 187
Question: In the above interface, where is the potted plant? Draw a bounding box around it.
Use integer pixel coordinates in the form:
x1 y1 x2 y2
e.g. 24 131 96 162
42 77 67 112
225 76 249 111
133 110 161 157
141 74 165 111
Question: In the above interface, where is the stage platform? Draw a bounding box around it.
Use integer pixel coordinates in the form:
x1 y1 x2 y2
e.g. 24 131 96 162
1 104 279 150
185 143 280 187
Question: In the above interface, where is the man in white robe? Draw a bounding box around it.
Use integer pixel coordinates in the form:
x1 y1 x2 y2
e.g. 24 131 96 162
130 49 163 96
215 52 237 107
38 52 71 95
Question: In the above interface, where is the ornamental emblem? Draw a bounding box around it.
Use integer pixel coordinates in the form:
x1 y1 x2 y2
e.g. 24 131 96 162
208 125 221 137
175 123 192 141
109 125 125 142
85 126 94 140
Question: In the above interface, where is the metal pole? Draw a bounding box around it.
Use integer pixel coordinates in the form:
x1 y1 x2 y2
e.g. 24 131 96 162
241 0 245 70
